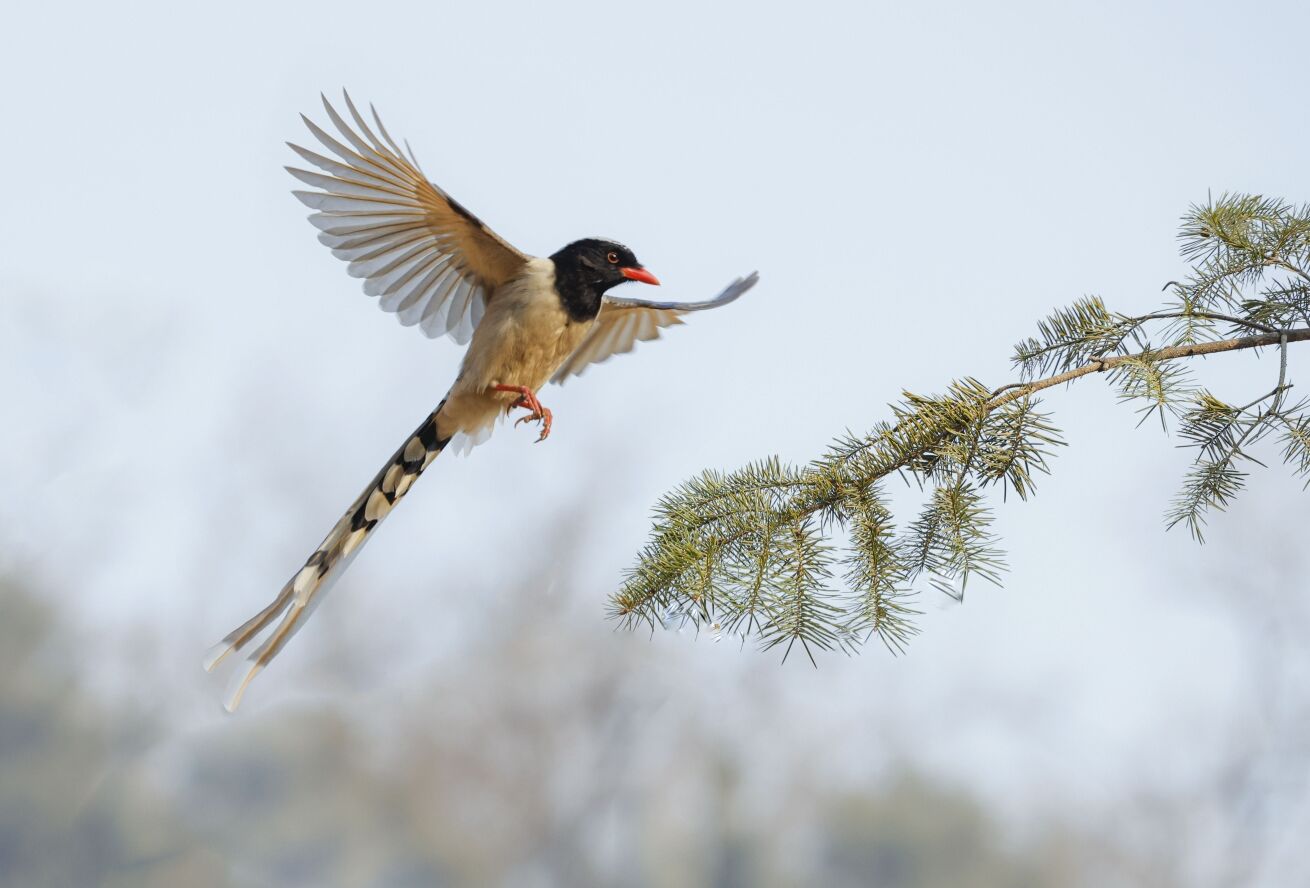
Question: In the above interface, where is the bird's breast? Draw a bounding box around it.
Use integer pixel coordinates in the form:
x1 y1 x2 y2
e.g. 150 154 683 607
456 259 595 395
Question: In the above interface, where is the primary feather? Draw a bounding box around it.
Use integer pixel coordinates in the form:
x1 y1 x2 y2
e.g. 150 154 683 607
288 90 529 345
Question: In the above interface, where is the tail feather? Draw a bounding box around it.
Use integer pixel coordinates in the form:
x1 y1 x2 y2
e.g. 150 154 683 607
205 402 451 711
201 579 294 673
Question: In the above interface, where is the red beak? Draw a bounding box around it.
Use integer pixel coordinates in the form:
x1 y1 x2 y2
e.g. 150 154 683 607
620 266 660 286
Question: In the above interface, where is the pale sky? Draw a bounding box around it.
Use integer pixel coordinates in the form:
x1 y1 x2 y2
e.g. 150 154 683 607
4 0 1309 880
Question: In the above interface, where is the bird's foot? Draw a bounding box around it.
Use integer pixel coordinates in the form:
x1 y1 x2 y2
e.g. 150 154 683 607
492 384 553 442
514 403 553 442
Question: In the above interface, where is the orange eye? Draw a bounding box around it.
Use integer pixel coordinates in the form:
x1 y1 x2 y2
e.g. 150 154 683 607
606 251 620 264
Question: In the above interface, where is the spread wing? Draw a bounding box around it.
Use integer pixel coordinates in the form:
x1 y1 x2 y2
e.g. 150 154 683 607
551 272 759 384
287 91 530 345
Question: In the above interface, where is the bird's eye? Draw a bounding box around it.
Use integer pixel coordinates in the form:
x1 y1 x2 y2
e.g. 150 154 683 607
606 251 620 264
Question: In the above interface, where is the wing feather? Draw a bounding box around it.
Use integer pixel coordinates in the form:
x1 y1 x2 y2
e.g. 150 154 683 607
300 114 410 189
341 91 394 157
552 272 758 383
289 91 530 343
320 94 408 180
395 264 455 325
338 231 434 266
322 222 428 252
309 212 423 234
287 142 402 190
285 167 413 203
420 268 467 339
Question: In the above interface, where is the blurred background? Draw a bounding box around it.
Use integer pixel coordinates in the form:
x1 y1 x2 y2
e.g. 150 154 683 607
3 1 1309 885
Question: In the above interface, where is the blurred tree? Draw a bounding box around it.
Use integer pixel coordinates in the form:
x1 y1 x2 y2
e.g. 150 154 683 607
1 567 1184 887
616 194 1310 662
0 577 225 887
819 776 1061 888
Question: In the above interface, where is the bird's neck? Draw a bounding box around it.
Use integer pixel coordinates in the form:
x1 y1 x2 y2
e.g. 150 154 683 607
550 258 607 322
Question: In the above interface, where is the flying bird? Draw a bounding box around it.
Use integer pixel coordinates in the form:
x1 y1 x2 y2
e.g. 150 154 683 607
204 91 758 711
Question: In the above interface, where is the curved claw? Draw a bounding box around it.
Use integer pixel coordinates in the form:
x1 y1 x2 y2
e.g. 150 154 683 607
491 384 554 442
515 406 553 442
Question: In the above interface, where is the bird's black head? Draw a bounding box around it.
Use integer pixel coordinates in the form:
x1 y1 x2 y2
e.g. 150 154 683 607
549 238 660 321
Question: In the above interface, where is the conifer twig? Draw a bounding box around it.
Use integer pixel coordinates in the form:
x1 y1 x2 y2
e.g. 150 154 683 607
990 327 1310 409
615 193 1310 658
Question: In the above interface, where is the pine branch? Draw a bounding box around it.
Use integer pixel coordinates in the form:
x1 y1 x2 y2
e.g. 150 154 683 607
990 328 1310 408
614 193 1310 660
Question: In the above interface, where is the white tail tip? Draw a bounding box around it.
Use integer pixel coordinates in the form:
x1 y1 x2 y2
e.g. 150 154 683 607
223 660 265 713
202 638 237 673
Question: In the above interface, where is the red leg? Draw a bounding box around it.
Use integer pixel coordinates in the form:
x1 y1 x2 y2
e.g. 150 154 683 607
491 384 553 442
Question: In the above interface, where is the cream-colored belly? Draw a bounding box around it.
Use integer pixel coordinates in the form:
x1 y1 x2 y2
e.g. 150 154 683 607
437 259 593 437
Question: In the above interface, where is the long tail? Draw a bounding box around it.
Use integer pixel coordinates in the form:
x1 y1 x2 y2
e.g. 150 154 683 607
204 401 452 711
